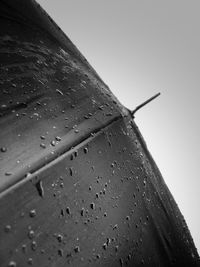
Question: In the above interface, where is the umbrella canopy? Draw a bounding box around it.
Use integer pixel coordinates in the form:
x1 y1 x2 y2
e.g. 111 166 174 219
0 1 199 266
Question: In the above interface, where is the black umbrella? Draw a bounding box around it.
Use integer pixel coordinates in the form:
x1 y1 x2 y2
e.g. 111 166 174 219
0 1 199 266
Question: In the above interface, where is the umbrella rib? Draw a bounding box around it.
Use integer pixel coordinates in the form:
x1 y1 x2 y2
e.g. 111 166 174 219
131 92 161 117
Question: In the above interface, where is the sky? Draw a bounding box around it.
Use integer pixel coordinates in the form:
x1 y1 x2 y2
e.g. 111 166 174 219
37 0 200 253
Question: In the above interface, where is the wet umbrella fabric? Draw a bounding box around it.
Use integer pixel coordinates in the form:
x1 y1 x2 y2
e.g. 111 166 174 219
0 1 199 266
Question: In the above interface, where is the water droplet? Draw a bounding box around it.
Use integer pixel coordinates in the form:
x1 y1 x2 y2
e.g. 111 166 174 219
29 209 36 218
80 208 85 216
74 246 80 253
60 209 64 216
69 167 73 176
119 258 124 266
40 135 45 140
57 234 63 242
98 105 104 110
106 238 111 245
31 241 37 251
5 171 12 176
90 203 95 210
35 180 44 197
28 258 33 265
106 112 112 116
83 147 88 154
1 147 7 152
126 216 130 221
22 244 27 253
25 173 31 178
8 261 16 267
56 89 64 95
66 207 71 214
191 252 195 259
1 104 7 109
40 143 46 149
113 224 118 230
89 186 92 191
58 249 64 256
102 243 107 250
28 230 35 239
127 254 131 261
5 225 11 233
51 140 56 146
55 136 61 141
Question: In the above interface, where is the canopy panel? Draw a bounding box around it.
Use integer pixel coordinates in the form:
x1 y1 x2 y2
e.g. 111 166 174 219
0 1 199 266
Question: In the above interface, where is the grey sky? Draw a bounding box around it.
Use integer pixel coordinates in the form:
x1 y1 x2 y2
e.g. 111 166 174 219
37 0 200 253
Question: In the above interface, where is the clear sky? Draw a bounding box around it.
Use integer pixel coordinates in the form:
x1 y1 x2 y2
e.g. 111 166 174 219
37 0 200 253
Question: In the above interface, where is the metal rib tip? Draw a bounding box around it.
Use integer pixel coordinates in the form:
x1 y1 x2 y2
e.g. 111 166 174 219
131 92 161 117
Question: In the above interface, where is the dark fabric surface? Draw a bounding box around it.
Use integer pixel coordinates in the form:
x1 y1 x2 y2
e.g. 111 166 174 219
0 1 199 266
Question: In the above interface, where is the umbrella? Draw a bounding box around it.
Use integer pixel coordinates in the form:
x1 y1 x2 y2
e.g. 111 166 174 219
0 0 199 266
